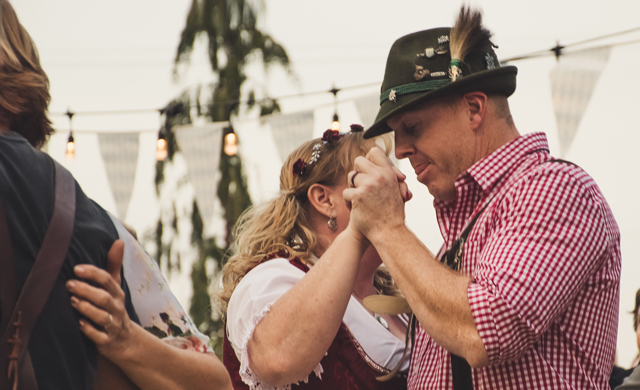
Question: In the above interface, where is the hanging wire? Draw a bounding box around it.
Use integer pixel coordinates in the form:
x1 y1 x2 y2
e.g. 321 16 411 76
50 81 381 120
49 25 640 122
502 25 640 63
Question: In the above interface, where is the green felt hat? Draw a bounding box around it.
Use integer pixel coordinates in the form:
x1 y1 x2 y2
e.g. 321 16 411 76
364 26 518 139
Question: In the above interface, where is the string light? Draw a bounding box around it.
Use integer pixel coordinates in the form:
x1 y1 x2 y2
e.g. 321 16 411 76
65 132 75 160
65 109 75 160
331 113 340 131
224 126 238 156
156 130 168 161
329 85 340 131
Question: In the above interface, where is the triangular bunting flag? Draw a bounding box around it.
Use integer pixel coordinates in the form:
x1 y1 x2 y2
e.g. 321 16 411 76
98 132 140 220
354 93 380 129
550 46 611 156
267 111 315 163
173 123 225 234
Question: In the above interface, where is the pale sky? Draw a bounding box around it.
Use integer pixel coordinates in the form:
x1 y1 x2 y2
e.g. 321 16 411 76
14 0 640 366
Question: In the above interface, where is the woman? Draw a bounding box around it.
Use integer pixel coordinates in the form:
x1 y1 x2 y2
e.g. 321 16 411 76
66 223 232 390
0 1 230 388
220 126 412 389
611 289 640 389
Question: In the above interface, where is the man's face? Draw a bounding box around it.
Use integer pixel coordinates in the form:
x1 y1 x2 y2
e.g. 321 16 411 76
387 98 476 202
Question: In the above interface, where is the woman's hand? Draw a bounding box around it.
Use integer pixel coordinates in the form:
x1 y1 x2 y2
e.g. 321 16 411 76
66 240 132 359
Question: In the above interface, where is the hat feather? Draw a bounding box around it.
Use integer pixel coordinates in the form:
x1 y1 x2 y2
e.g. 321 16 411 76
449 6 492 81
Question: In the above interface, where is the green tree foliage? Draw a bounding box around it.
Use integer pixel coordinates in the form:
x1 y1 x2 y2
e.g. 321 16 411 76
153 0 290 356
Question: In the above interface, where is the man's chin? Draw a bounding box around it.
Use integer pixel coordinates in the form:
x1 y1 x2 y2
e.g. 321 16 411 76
423 182 455 202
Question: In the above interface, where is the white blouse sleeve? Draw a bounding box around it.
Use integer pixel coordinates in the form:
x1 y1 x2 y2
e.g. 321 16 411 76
108 213 212 353
226 258 324 390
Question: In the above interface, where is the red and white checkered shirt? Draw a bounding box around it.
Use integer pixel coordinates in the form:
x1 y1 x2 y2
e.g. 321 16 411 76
408 132 621 390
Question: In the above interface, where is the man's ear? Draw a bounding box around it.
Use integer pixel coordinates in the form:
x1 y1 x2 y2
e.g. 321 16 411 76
307 183 333 217
463 92 487 131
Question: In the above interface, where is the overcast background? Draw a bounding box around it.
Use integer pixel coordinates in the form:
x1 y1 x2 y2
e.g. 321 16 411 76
14 0 640 366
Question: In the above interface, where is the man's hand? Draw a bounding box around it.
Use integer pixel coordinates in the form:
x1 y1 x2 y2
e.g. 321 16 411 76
343 147 411 242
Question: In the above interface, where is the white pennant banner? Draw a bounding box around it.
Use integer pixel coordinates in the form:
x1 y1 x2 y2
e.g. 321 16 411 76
354 93 380 129
549 46 611 156
98 132 140 220
234 119 282 203
174 123 225 234
267 111 315 163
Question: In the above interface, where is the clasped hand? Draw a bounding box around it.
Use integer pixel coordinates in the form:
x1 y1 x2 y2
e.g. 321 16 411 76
343 147 411 242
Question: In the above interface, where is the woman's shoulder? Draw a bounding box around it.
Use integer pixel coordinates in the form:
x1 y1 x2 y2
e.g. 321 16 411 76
236 257 306 291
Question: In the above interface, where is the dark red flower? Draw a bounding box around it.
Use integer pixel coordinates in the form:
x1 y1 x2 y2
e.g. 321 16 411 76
322 129 341 143
292 158 307 177
350 124 364 132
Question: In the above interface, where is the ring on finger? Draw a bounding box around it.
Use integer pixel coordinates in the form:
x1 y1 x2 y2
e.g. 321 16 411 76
350 172 360 188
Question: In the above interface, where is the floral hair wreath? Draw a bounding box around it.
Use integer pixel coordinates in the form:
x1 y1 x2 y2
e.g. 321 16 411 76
292 124 364 177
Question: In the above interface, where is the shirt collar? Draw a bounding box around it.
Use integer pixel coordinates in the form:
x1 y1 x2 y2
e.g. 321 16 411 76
466 132 550 194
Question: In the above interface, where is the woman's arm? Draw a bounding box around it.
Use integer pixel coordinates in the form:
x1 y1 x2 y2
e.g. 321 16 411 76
67 241 232 390
245 227 368 385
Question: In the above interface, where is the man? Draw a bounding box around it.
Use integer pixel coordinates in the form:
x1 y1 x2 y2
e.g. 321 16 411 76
344 7 621 390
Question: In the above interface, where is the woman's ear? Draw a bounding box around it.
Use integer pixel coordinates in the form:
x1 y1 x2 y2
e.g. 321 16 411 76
307 183 333 217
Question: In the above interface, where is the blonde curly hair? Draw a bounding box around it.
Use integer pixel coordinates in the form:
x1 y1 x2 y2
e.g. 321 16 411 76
217 129 400 319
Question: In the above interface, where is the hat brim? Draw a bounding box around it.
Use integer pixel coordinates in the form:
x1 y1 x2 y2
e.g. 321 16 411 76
364 66 518 139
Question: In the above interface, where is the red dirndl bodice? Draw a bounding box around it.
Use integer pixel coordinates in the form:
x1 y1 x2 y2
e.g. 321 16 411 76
223 257 406 390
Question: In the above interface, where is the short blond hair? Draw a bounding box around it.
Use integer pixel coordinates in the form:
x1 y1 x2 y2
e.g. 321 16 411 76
0 0 53 147
217 130 396 318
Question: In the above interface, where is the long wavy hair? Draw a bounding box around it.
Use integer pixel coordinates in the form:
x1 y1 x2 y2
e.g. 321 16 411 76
0 0 53 148
217 129 400 318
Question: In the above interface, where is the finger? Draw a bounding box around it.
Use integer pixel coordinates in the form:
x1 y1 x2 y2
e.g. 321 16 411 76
71 296 114 328
398 180 413 202
392 166 407 182
79 319 110 345
67 279 120 312
365 146 394 168
73 264 123 299
342 187 356 211
353 155 382 176
107 240 125 284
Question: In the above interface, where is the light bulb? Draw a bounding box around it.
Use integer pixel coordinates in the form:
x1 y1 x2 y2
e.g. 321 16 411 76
331 113 340 131
156 137 168 161
224 132 238 156
65 132 75 161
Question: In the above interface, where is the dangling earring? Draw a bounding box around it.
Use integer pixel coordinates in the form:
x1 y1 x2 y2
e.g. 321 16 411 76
328 215 337 231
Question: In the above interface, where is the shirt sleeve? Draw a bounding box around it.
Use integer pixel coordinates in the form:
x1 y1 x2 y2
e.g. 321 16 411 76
468 165 615 366
226 259 324 390
108 213 213 352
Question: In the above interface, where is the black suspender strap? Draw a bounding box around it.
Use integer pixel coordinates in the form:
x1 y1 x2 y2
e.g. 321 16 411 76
442 157 577 390
0 158 76 390
440 199 493 390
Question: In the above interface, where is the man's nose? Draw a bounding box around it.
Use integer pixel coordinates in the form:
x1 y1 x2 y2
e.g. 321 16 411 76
394 132 413 160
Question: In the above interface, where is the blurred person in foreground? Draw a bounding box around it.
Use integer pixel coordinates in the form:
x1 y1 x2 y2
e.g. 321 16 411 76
612 289 640 389
344 6 621 389
0 1 231 388
220 127 411 389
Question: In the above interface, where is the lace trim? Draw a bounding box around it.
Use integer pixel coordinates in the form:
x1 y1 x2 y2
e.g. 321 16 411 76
239 304 324 390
